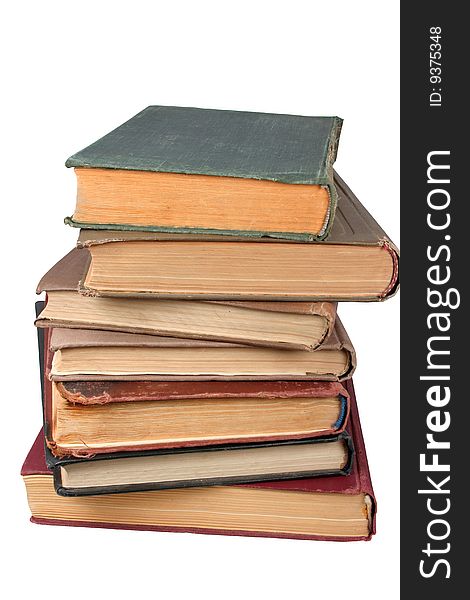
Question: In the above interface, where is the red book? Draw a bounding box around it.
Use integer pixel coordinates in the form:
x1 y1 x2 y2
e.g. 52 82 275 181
21 378 376 542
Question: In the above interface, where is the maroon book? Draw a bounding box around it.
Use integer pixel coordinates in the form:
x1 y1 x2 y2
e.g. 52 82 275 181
22 379 376 541
45 374 352 457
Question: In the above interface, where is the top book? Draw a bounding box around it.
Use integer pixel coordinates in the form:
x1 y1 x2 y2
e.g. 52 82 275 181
65 106 342 242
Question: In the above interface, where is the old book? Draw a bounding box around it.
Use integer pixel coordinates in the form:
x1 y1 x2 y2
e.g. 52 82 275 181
77 175 399 301
37 321 349 457
22 379 375 541
35 248 336 351
46 317 355 382
35 322 352 492
47 432 353 495
65 106 342 242
47 379 350 457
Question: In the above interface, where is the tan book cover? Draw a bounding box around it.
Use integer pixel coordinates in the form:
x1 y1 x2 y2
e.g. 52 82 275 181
46 317 356 382
36 249 336 351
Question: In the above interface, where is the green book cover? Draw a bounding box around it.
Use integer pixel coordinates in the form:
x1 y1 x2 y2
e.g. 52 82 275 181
66 106 343 241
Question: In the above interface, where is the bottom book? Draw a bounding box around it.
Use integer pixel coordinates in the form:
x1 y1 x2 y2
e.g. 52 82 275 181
21 379 376 541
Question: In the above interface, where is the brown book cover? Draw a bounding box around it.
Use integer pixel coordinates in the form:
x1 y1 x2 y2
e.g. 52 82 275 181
41 325 352 455
57 379 350 406
45 376 351 456
78 175 398 301
36 248 336 350
21 379 376 541
38 322 352 487
46 316 356 382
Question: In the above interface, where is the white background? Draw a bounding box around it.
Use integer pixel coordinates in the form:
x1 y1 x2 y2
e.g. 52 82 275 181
2 2 399 598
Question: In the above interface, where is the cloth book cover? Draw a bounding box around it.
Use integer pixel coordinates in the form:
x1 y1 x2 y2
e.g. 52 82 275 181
65 106 342 242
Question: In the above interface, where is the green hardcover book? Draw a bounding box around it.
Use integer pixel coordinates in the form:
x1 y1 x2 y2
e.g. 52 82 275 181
65 106 342 242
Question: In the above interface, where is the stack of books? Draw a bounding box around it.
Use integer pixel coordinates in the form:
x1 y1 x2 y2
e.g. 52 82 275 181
22 106 399 542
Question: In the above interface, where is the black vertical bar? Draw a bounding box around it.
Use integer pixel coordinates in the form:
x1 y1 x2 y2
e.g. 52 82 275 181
401 4 466 596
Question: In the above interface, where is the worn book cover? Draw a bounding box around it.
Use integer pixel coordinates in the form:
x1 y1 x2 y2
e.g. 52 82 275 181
65 106 342 241
22 378 375 541
46 374 351 457
36 321 353 494
36 249 336 350
47 380 351 458
45 317 356 382
57 379 350 406
36 314 351 459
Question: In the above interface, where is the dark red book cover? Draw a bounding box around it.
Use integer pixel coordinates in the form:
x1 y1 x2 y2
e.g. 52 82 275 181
22 378 376 541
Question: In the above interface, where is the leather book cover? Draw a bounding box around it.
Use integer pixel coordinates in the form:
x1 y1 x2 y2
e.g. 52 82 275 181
46 315 356 382
64 106 342 242
22 379 375 541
